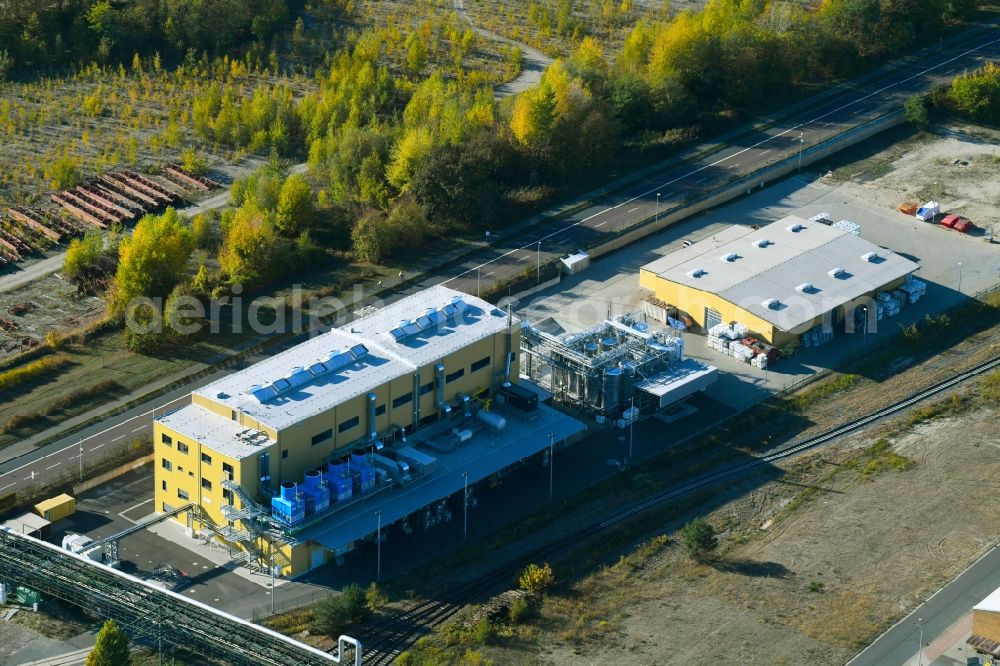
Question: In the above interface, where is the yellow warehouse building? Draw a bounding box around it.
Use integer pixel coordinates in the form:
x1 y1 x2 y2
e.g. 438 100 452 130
152 285 553 577
639 215 919 346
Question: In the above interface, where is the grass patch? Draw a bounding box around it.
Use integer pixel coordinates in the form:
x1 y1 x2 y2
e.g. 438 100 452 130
3 379 123 433
262 607 314 635
0 354 72 393
788 374 863 412
849 438 916 480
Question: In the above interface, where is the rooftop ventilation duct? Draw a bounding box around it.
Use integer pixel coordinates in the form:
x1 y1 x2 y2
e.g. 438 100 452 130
687 268 706 278
753 239 770 248
862 251 881 263
720 252 738 262
829 267 846 278
795 283 814 294
786 223 804 233
761 298 781 310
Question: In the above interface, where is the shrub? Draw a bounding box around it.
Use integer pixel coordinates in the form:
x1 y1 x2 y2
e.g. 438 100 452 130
470 618 495 645
808 580 824 593
365 582 388 612
508 596 535 624
680 517 718 561
518 563 555 596
313 584 371 635
0 354 72 392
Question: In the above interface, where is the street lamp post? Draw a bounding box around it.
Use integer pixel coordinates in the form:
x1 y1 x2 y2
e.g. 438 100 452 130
78 436 83 482
270 548 275 614
476 267 481 299
916 617 924 666
462 471 469 542
536 241 541 285
655 193 660 225
958 262 963 294
548 432 554 502
797 132 804 172
375 510 382 583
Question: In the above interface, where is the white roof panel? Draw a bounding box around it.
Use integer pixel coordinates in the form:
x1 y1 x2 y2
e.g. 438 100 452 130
158 403 277 460
192 286 515 432
641 216 918 332
975 586 1000 613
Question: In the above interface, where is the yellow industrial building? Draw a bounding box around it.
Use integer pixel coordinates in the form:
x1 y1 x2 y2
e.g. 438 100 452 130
154 285 527 576
639 216 919 346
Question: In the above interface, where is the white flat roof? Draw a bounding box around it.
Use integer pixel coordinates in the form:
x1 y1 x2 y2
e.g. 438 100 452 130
975 587 1000 613
348 284 514 369
159 403 276 459
190 286 515 432
642 216 919 332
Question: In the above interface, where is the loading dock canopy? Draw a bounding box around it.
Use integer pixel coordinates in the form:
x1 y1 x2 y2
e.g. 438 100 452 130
634 358 718 408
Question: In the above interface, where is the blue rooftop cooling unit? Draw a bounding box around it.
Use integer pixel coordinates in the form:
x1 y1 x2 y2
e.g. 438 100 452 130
323 462 353 503
300 470 330 515
271 482 305 526
349 450 376 494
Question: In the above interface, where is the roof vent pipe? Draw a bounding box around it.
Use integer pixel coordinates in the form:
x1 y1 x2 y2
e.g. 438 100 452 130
367 392 377 441
436 363 451 416
503 352 514 388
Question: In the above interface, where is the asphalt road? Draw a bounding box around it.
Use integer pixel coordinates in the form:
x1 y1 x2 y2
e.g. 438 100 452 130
1 25 997 503
847 542 1000 665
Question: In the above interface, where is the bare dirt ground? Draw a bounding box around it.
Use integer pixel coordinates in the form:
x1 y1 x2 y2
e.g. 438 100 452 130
478 400 999 666
831 122 1000 237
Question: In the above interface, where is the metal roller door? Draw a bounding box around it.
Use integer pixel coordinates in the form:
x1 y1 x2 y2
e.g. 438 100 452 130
704 307 722 331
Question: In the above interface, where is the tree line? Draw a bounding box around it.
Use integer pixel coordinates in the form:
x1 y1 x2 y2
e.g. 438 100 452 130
0 0 293 76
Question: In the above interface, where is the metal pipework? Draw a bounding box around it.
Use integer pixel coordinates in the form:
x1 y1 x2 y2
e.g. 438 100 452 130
503 352 514 388
461 394 471 417
435 363 451 416
367 392 377 441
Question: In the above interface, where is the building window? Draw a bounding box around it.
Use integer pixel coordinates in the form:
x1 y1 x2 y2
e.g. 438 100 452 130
375 404 386 416
338 416 360 433
223 489 234 505
161 459 172 471
393 392 412 408
162 502 174 513
282 449 289 459
446 368 465 383
231 410 238 421
201 479 212 491
311 429 332 446
201 453 212 465
177 489 189 500
222 462 234 479
471 356 491 372
419 382 434 396
161 480 167 491
161 434 172 446
177 442 189 454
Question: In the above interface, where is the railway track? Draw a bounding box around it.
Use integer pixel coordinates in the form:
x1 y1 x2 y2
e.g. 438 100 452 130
354 355 1000 664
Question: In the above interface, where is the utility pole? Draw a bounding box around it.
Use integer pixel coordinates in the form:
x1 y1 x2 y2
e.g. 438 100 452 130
270 548 275 614
79 436 83 482
655 193 660 225
375 510 382 583
797 132 804 172
462 471 469 542
861 305 868 351
548 433 554 502
536 241 541 284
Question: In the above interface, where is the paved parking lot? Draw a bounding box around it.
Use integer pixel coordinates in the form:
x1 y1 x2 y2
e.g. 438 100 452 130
518 172 999 410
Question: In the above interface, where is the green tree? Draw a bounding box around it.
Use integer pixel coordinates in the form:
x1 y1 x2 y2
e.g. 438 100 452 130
949 63 1000 124
112 209 194 314
218 204 283 287
86 619 130 666
350 210 391 263
275 172 314 236
680 517 717 561
64 231 109 284
903 94 929 129
313 584 371 635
